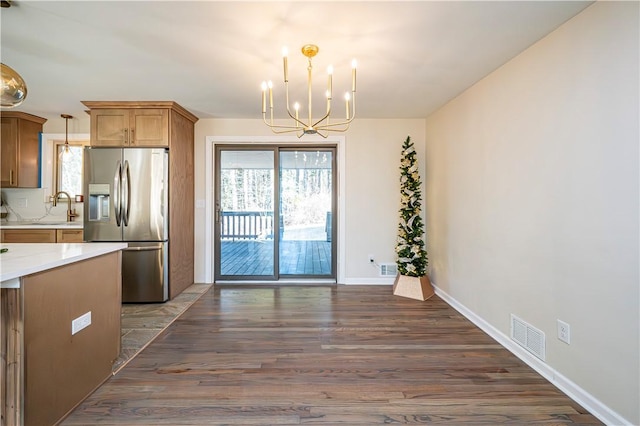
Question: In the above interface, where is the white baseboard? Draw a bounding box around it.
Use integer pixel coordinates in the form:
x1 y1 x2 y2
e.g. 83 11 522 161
433 284 631 426
342 278 394 285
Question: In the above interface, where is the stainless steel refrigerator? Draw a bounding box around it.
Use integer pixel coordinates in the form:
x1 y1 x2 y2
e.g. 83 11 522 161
84 147 169 303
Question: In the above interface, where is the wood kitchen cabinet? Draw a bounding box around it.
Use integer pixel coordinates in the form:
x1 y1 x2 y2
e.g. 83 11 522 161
0 111 47 188
1 229 56 243
1 228 83 243
56 229 84 243
81 101 198 300
83 104 169 147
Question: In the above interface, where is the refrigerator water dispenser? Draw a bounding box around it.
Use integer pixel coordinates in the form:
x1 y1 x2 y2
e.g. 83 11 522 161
88 183 110 221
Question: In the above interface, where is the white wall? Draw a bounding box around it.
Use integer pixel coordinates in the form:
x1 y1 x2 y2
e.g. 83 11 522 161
425 2 639 424
42 114 90 135
193 118 426 284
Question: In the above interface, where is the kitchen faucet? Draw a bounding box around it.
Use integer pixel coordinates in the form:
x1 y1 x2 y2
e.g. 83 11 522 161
52 191 78 222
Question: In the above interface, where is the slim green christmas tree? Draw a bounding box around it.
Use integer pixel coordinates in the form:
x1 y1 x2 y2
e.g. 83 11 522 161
395 136 428 277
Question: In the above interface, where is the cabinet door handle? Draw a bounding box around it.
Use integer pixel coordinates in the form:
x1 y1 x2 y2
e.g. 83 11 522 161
9 170 14 186
123 128 128 144
130 128 135 144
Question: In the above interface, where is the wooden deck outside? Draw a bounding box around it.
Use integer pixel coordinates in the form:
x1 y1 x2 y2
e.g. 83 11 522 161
221 240 332 276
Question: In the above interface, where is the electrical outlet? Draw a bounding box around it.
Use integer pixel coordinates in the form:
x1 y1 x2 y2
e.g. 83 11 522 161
557 319 570 344
72 311 92 335
368 254 375 263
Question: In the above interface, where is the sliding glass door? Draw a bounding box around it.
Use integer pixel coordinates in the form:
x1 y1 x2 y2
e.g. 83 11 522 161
216 149 276 279
215 146 335 281
279 149 333 276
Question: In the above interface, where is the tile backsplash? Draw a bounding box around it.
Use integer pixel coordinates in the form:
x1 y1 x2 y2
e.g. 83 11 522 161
1 188 84 223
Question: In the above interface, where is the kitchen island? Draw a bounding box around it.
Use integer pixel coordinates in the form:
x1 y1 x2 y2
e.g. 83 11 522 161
1 242 126 426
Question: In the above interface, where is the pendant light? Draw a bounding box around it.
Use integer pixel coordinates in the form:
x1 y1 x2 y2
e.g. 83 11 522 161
1 63 28 108
60 114 73 159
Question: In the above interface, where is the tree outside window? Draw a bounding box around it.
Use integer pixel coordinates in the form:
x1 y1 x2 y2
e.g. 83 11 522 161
56 144 84 197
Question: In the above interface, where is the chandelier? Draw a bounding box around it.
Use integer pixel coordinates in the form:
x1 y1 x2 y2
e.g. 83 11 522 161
261 44 356 138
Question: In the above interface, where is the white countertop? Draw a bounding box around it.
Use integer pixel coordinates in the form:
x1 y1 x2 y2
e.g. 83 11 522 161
1 221 83 229
0 243 127 284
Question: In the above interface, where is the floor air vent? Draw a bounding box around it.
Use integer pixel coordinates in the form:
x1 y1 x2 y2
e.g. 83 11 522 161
510 314 545 361
380 263 398 277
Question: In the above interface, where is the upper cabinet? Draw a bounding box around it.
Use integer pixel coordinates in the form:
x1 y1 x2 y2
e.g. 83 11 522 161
82 101 199 148
84 105 169 147
0 111 47 188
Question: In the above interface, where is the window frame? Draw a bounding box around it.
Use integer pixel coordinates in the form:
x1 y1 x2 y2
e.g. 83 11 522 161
54 141 87 198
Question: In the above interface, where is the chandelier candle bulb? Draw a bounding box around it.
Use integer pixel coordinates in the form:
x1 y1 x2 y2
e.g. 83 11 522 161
326 90 331 113
352 59 357 92
282 47 289 82
261 82 267 113
294 102 300 126
268 81 273 109
345 93 350 119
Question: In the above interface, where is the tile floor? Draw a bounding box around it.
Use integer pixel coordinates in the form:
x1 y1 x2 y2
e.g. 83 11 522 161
113 283 212 373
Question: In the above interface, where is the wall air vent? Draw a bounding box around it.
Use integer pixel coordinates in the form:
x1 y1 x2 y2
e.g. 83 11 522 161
511 314 546 361
380 263 398 277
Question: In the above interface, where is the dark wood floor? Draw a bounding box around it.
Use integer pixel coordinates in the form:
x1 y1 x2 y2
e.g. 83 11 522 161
63 285 602 425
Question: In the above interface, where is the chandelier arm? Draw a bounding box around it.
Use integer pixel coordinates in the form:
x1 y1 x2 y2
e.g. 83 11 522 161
283 80 307 128
266 125 305 134
285 106 306 127
351 90 356 120
311 108 332 129
316 89 356 129
272 128 303 134
269 101 274 127
315 123 352 133
262 112 303 132
315 120 354 132
315 90 356 130
262 113 304 133
263 109 273 127
315 116 355 130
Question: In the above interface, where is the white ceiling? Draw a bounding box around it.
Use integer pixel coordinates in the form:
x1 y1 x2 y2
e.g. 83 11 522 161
1 1 593 123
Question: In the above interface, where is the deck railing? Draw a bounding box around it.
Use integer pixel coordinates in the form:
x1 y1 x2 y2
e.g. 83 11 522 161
220 211 275 241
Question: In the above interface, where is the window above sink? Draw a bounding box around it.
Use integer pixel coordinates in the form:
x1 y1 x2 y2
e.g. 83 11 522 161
41 133 90 201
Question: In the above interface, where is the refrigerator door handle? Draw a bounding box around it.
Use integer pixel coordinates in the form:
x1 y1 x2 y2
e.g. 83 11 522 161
114 160 122 226
122 160 131 226
123 244 163 252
